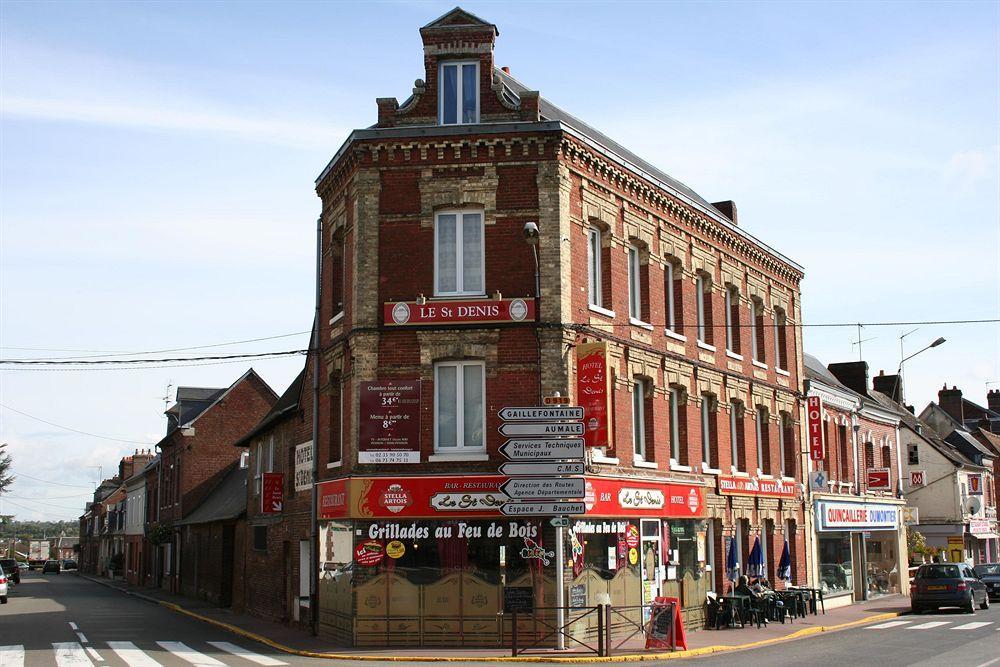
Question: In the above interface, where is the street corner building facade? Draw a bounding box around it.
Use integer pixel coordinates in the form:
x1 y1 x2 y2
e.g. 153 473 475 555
310 7 807 648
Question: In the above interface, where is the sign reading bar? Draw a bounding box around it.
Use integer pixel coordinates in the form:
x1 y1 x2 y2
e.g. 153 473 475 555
261 472 284 514
807 396 824 461
359 380 421 464
385 298 534 327
500 477 586 500
867 468 891 490
499 462 585 477
717 475 797 499
500 439 585 461
500 502 587 517
576 341 611 449
498 406 584 421
499 422 585 437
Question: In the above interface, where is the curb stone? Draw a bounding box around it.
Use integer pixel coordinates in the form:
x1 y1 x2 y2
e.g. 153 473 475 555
78 575 905 663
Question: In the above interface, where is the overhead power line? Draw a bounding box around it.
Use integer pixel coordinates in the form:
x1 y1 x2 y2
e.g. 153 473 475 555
0 403 156 444
0 349 307 366
9 472 95 489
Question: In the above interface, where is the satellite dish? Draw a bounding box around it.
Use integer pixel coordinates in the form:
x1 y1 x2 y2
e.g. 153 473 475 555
966 497 983 514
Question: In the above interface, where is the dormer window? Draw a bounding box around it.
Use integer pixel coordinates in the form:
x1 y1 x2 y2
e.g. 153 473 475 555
439 61 479 125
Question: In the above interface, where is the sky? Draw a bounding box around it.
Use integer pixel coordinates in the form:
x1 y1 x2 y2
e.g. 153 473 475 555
1 1 997 522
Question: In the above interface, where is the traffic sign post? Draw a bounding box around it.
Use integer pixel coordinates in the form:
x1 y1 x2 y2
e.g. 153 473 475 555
498 406 584 421
499 439 584 461
498 422 585 437
498 462 584 476
500 477 586 500
499 502 587 516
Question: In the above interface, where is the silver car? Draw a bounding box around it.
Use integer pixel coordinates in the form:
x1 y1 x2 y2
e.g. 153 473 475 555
0 564 9 604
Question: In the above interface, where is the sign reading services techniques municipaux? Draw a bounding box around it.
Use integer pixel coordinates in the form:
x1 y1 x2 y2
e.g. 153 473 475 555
359 380 421 464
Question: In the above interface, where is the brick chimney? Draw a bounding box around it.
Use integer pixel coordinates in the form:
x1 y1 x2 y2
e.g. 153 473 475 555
872 369 904 404
988 389 1000 414
827 360 869 396
711 200 738 225
938 384 964 424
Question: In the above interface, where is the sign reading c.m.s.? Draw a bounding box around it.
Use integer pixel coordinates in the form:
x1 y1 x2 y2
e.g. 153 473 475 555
576 341 611 450
806 396 824 461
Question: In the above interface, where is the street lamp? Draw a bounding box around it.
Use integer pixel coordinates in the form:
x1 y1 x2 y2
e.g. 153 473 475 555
894 334 946 404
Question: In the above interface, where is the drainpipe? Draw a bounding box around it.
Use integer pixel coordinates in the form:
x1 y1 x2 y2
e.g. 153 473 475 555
310 215 322 636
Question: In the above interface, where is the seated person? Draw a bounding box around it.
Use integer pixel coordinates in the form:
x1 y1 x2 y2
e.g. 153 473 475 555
734 574 760 599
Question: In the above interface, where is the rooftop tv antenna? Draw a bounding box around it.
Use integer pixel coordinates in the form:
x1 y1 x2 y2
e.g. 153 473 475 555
850 324 877 361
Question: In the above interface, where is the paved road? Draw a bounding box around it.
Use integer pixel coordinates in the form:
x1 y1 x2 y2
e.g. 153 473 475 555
3 573 997 667
678 604 1000 667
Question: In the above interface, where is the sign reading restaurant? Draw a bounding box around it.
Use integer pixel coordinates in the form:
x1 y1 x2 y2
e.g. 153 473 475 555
717 475 797 499
816 500 900 531
384 297 535 326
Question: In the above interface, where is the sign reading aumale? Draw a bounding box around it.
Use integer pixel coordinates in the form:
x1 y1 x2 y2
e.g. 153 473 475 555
498 422 585 437
500 477 586 500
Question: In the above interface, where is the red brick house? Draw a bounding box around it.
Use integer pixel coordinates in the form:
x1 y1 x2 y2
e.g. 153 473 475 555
151 369 277 592
311 7 806 647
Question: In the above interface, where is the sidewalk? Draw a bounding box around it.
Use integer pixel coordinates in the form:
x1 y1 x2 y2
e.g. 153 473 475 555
79 574 908 662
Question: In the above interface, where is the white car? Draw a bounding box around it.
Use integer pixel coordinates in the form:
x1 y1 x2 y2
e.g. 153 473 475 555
0 565 9 604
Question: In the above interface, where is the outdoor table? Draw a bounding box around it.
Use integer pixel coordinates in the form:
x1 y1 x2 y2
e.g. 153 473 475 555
787 586 825 615
716 595 748 628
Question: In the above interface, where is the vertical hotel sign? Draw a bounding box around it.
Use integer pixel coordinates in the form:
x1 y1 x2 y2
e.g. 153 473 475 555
807 396 824 461
576 341 611 450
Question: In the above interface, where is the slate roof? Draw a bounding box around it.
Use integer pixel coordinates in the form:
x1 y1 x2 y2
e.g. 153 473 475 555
234 367 305 448
175 464 247 526
803 353 856 394
869 391 973 468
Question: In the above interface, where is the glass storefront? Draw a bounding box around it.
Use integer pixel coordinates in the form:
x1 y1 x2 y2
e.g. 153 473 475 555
864 531 900 597
818 533 853 596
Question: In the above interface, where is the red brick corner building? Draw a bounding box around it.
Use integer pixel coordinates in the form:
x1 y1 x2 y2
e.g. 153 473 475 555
312 8 806 648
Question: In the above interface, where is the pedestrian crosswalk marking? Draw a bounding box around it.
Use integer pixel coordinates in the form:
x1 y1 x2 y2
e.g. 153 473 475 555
908 621 950 629
155 642 224 667
0 645 25 667
52 643 94 667
206 642 286 666
107 642 161 667
866 620 912 629
84 648 103 662
952 621 993 630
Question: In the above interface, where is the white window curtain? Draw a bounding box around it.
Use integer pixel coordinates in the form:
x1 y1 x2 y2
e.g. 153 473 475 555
756 410 766 473
435 210 483 296
665 262 675 332
730 403 740 471
701 395 712 467
696 275 707 342
435 361 485 451
588 228 602 308
669 387 680 462
632 379 646 459
628 246 641 320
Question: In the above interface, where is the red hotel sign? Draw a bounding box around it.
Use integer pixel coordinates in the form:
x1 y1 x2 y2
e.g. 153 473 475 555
384 298 535 326
576 341 611 449
807 396 824 461
261 472 284 514
717 475 797 499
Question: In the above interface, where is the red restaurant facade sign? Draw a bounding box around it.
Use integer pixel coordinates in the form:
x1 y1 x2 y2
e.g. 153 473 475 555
576 341 611 449
807 396 824 461
358 380 421 464
384 298 535 326
261 472 284 514
717 475 797 499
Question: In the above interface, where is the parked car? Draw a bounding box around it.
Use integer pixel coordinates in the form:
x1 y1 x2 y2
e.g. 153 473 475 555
0 564 9 603
973 563 1000 600
911 562 990 613
0 559 20 585
17 562 29 572
42 560 60 574
61 559 77 571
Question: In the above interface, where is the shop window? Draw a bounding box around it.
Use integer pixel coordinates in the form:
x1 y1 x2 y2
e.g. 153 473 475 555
818 533 853 596
755 407 771 475
838 424 850 482
785 520 798 584
439 61 478 125
729 400 746 472
706 520 718 593
434 209 484 296
907 443 919 465
253 525 267 551
329 227 345 320
701 394 718 471
627 243 650 324
865 532 899 596
434 360 485 453
664 258 683 335
750 298 766 364
724 285 741 354
695 273 713 345
773 306 788 370
669 386 685 465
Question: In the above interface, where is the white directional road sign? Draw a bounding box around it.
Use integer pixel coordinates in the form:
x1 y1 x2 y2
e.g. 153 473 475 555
499 462 585 476
501 502 587 517
498 422 585 437
550 517 570 527
500 477 586 500
499 439 585 461
498 406 584 421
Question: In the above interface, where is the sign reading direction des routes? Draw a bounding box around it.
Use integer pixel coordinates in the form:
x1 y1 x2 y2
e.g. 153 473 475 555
499 438 585 461
500 477 586 500
499 462 585 477
501 502 587 517
499 422 585 437
498 406 584 421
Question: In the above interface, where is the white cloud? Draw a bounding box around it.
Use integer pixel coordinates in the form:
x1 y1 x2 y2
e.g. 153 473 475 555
943 147 999 192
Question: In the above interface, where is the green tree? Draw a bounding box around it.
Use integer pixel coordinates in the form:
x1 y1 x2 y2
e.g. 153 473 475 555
0 443 13 495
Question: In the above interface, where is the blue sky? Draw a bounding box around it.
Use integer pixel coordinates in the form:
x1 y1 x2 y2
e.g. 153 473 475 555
1 1 997 520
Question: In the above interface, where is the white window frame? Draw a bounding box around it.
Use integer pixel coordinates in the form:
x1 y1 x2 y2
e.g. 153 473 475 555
664 261 676 332
627 245 643 322
434 360 486 453
438 60 480 125
750 299 761 362
701 395 712 468
254 440 263 495
587 228 602 308
756 409 766 474
730 402 741 472
434 209 485 297
696 274 707 343
724 286 736 352
669 387 681 463
778 414 787 478
632 378 647 461
773 307 785 370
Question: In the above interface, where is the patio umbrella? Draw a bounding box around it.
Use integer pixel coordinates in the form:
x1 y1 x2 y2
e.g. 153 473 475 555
777 538 792 582
747 536 765 578
725 535 740 583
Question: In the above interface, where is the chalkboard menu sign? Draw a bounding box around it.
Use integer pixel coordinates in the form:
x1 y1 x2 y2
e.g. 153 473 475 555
569 584 587 608
503 586 534 613
649 604 672 641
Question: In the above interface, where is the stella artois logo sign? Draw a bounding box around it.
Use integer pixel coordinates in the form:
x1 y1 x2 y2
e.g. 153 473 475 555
379 483 413 514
